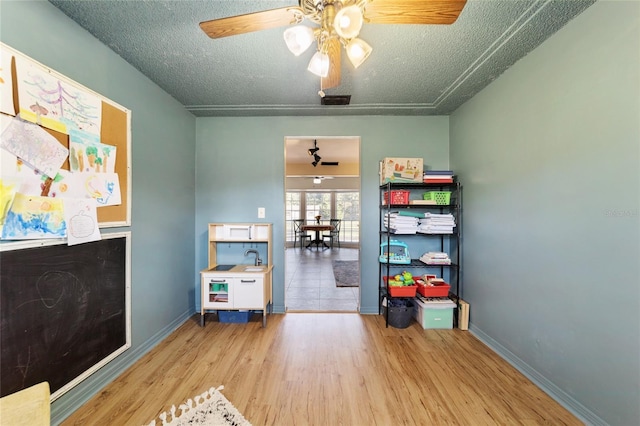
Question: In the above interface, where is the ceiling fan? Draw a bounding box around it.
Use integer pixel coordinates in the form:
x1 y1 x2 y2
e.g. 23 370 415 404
200 0 468 93
310 176 335 184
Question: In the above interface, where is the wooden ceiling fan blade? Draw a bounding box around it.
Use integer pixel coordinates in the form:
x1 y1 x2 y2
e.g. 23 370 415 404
321 38 341 90
364 0 467 25
200 7 303 39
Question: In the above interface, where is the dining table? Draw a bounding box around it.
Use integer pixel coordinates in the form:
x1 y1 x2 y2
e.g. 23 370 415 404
301 224 334 249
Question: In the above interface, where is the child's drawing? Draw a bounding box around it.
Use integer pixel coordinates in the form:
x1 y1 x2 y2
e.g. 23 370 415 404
69 130 116 173
0 116 68 179
1 192 66 240
84 172 121 206
0 178 18 237
0 47 15 115
61 172 122 206
2 144 74 200
16 56 101 135
64 198 100 246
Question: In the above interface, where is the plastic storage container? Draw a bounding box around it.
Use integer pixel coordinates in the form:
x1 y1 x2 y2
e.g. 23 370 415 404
413 298 455 329
385 298 414 329
218 310 252 323
423 191 451 205
384 190 410 205
383 277 418 297
416 280 451 297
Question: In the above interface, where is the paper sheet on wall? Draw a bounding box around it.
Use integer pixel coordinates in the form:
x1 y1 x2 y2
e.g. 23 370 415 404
15 56 102 135
2 157 72 199
69 130 116 173
0 178 18 238
1 192 66 240
59 171 122 206
64 198 101 246
0 47 15 115
0 116 68 179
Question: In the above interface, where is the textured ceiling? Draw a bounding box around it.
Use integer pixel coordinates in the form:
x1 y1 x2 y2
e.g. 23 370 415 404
48 0 595 117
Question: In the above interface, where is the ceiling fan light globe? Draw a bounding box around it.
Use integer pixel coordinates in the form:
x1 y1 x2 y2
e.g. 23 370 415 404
334 5 363 39
284 25 315 56
307 51 330 77
346 38 372 68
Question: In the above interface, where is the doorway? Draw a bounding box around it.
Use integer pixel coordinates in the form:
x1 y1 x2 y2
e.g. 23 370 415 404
284 137 361 312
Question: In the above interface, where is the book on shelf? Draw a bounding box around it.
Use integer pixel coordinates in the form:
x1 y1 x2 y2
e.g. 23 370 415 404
424 251 449 258
415 293 454 304
423 170 454 183
424 178 454 184
419 252 452 265
397 211 425 218
384 212 419 234
424 170 454 176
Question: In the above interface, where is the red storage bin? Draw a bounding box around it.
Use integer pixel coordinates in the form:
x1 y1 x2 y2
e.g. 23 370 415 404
416 280 450 297
383 276 418 297
384 190 410 205
389 285 418 297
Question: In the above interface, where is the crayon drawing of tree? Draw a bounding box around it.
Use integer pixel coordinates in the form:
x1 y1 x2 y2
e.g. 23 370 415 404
101 145 113 172
21 71 99 132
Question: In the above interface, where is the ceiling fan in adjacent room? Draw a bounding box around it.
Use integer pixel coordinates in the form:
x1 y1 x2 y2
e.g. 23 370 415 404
310 176 335 184
200 0 467 94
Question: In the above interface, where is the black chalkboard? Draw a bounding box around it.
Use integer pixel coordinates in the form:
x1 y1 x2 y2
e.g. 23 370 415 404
0 234 130 400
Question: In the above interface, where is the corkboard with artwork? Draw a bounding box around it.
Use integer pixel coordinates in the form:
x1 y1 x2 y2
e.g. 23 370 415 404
0 42 131 241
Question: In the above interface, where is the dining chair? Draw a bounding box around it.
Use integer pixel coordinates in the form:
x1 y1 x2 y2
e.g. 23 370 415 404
322 219 341 248
293 219 311 249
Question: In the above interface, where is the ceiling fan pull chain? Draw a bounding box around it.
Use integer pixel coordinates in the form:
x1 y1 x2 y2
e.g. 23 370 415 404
319 70 325 98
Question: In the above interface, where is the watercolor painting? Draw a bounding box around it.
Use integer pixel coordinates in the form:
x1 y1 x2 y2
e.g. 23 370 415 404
0 178 18 237
1 192 66 240
0 116 68 179
0 47 15 115
69 130 116 173
64 198 100 246
15 56 101 135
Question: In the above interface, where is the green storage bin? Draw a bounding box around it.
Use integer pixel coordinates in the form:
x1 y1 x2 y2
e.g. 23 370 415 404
413 298 456 329
423 191 451 205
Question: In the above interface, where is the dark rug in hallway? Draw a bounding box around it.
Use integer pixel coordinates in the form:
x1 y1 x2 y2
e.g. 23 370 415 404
332 260 359 287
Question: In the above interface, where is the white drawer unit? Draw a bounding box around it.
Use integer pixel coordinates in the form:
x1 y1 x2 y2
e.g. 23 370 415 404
202 275 235 309
233 276 264 309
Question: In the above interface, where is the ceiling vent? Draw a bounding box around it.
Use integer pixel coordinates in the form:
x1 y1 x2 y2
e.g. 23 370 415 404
321 95 351 106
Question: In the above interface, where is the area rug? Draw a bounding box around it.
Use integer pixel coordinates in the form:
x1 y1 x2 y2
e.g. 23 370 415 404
332 260 359 287
146 386 251 426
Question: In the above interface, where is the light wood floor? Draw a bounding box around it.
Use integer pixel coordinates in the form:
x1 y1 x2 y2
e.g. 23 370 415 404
61 313 581 425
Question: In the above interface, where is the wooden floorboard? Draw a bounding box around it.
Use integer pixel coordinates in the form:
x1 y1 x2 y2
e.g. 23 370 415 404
61 313 581 425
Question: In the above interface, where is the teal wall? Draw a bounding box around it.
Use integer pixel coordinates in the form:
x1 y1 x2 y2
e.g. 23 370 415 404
450 1 640 425
195 116 450 314
0 1 196 423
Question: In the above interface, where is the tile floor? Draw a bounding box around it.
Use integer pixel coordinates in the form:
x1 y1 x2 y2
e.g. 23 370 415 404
285 246 360 312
